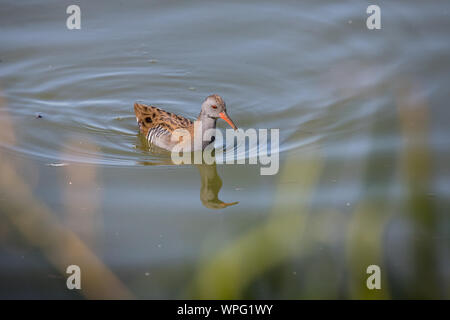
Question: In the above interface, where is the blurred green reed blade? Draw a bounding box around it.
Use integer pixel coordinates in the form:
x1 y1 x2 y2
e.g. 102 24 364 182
190 150 322 299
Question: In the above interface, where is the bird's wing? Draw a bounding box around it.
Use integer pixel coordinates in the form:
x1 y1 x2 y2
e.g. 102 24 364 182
134 102 193 142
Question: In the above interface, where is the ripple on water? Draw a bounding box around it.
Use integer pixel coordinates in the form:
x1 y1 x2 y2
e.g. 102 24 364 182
0 0 402 167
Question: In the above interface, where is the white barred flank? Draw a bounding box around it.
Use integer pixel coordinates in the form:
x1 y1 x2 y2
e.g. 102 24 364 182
147 125 170 144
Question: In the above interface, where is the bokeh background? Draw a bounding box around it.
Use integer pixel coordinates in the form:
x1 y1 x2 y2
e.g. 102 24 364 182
0 0 449 299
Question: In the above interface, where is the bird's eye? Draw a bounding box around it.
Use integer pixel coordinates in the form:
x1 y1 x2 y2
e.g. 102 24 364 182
211 105 217 109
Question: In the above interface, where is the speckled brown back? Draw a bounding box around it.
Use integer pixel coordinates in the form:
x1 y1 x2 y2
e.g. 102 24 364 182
134 102 194 138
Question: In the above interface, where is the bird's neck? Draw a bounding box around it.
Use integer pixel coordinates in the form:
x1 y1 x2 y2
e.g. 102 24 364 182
196 112 217 130
194 112 217 149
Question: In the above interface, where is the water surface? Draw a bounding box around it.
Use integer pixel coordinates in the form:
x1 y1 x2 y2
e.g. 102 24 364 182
0 0 449 299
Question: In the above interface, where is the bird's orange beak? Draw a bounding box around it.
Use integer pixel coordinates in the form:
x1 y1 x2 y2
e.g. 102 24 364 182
219 112 238 130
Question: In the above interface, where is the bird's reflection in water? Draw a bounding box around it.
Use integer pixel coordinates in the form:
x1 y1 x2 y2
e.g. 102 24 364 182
136 137 238 209
196 163 238 209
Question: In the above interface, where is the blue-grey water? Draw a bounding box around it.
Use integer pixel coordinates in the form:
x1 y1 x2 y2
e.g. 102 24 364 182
0 0 449 299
